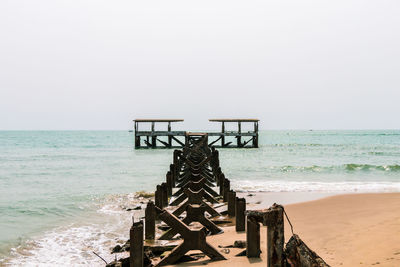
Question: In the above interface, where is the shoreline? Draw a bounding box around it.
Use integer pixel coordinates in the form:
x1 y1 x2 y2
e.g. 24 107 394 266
2 191 400 266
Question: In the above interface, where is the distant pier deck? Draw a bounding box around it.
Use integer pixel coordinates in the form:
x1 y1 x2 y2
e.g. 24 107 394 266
133 119 259 149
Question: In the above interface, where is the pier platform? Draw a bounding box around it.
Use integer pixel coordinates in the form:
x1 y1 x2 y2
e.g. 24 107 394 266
133 119 259 149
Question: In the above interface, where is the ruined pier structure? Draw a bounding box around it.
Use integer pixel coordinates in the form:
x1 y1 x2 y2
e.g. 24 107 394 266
133 119 259 149
116 134 329 267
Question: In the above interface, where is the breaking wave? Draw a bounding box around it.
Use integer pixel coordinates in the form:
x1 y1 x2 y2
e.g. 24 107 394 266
271 164 400 173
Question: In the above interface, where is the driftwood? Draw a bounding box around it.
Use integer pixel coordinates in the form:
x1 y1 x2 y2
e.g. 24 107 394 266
285 234 330 267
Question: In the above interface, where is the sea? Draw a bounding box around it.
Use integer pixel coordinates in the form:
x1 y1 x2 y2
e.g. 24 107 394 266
0 130 399 266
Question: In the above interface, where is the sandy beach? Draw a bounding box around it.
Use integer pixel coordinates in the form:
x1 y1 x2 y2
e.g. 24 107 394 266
171 192 400 267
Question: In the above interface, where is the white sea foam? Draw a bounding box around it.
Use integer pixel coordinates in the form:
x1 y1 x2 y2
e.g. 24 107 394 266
232 180 400 193
4 194 145 266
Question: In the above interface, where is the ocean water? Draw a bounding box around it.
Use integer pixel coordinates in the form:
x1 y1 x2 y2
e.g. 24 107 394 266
0 130 399 265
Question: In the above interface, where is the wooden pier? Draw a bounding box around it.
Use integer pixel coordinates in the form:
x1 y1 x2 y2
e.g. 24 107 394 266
133 119 259 149
208 119 259 148
107 136 329 267
134 119 186 149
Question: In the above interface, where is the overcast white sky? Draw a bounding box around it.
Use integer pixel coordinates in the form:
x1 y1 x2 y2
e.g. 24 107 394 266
0 0 399 130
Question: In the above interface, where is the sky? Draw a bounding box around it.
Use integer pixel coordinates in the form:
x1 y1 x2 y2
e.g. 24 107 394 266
0 0 399 130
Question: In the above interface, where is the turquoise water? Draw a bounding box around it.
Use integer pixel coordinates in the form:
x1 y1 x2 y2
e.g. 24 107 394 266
0 130 399 265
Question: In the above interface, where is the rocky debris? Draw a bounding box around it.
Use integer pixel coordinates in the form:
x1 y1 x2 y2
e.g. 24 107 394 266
111 240 177 255
111 244 123 254
111 241 129 253
247 193 255 197
106 252 152 267
220 248 230 254
219 240 246 249
233 240 246 248
126 205 142 211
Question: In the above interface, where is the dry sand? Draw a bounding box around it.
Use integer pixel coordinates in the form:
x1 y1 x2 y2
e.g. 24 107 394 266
172 193 400 267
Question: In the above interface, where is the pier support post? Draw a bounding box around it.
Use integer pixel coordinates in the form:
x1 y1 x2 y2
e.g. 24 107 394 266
218 173 225 195
246 204 285 266
170 164 176 187
130 220 144 267
173 150 180 165
265 205 284 267
227 190 236 216
235 197 246 232
223 179 230 202
145 201 155 240
246 217 260 258
166 172 172 196
155 185 162 208
161 183 168 207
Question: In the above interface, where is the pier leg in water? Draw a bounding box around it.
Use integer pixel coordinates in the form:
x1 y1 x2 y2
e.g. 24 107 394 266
130 220 144 267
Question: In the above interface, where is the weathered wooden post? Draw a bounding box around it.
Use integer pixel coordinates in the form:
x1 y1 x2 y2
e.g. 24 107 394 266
265 204 284 267
253 121 259 148
246 204 285 267
155 185 162 208
173 150 180 165
237 121 242 147
161 183 168 207
170 164 176 187
223 179 230 202
215 167 222 186
235 197 246 232
168 122 172 147
145 201 155 239
227 190 236 216
130 220 144 267
246 217 260 258
166 172 172 196
285 235 330 267
218 173 225 195
221 121 225 147
151 122 156 148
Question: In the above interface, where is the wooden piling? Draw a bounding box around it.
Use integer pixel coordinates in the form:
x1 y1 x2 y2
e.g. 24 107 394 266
161 183 168 207
166 172 172 196
130 220 144 267
170 164 176 187
265 205 284 267
155 185 162 208
145 201 155 240
235 197 246 232
219 174 225 195
246 217 260 258
223 179 230 202
227 190 236 216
